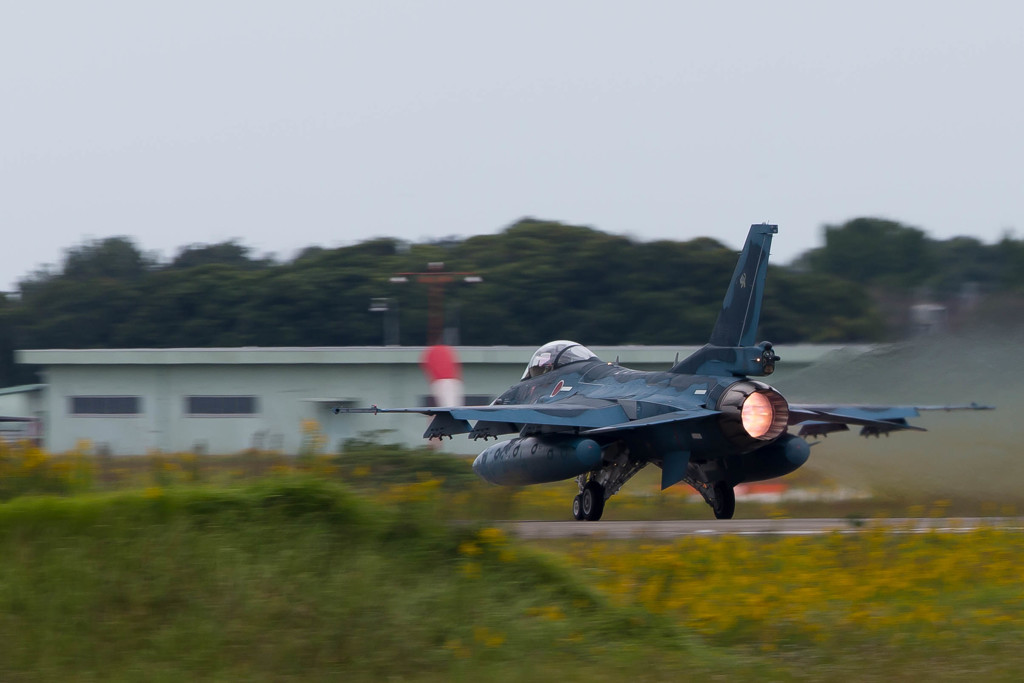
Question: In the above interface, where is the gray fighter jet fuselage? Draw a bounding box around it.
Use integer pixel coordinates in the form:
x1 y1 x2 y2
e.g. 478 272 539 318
340 224 990 520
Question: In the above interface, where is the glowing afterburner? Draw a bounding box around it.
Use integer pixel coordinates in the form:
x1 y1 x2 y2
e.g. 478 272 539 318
742 391 775 438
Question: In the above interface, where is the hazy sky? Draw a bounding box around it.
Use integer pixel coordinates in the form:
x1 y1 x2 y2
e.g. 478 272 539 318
3 1 1023 291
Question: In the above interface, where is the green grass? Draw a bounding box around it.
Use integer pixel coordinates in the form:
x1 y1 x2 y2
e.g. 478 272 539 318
0 478 766 682
8 435 1019 521
2 477 1022 680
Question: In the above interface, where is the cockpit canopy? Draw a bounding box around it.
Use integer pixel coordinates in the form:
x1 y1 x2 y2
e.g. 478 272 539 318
521 340 600 380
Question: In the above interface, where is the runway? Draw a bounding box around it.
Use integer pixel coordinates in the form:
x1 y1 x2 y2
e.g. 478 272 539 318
506 517 1024 539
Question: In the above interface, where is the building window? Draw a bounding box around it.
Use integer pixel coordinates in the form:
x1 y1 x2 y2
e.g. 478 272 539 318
70 396 141 415
186 395 259 416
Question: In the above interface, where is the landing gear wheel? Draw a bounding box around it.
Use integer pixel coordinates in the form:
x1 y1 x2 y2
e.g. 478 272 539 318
572 494 585 520
581 481 606 521
712 482 736 520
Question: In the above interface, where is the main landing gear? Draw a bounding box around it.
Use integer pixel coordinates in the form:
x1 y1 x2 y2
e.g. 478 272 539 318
711 481 736 520
684 476 737 520
572 480 605 521
571 471 736 521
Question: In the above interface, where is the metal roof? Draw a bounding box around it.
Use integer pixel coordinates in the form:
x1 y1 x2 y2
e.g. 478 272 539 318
0 383 46 396
15 345 870 367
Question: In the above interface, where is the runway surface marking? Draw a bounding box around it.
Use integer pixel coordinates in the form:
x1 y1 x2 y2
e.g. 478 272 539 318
506 517 1024 539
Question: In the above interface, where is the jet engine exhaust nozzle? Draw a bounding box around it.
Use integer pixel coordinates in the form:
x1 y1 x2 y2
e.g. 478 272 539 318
741 391 776 438
716 381 790 449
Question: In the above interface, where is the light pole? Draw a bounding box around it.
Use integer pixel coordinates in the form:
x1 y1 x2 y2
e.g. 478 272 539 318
389 262 482 345
368 297 400 346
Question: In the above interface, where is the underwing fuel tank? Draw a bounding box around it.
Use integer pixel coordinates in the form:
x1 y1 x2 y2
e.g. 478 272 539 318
472 435 603 486
734 433 811 484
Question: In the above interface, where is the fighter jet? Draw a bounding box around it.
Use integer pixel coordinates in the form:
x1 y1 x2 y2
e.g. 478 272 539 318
338 224 990 520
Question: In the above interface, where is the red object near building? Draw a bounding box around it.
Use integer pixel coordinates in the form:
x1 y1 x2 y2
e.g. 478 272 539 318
421 345 462 382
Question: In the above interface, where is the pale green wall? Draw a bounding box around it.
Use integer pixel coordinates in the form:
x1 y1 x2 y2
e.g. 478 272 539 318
16 345 867 456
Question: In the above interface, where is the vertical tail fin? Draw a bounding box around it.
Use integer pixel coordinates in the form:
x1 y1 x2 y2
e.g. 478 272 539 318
671 223 778 376
707 223 777 347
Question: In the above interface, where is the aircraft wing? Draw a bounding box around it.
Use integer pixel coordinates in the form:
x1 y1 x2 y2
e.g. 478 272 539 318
788 402 993 437
581 408 719 435
336 403 630 439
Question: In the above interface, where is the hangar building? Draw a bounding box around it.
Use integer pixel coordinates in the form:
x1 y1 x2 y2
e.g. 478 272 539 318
12 345 859 456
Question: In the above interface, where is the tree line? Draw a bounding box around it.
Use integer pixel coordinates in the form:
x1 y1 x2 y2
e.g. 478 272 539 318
1 217 1021 386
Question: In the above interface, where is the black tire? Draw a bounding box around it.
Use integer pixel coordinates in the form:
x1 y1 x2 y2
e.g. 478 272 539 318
581 481 606 521
712 482 736 520
572 494 585 521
